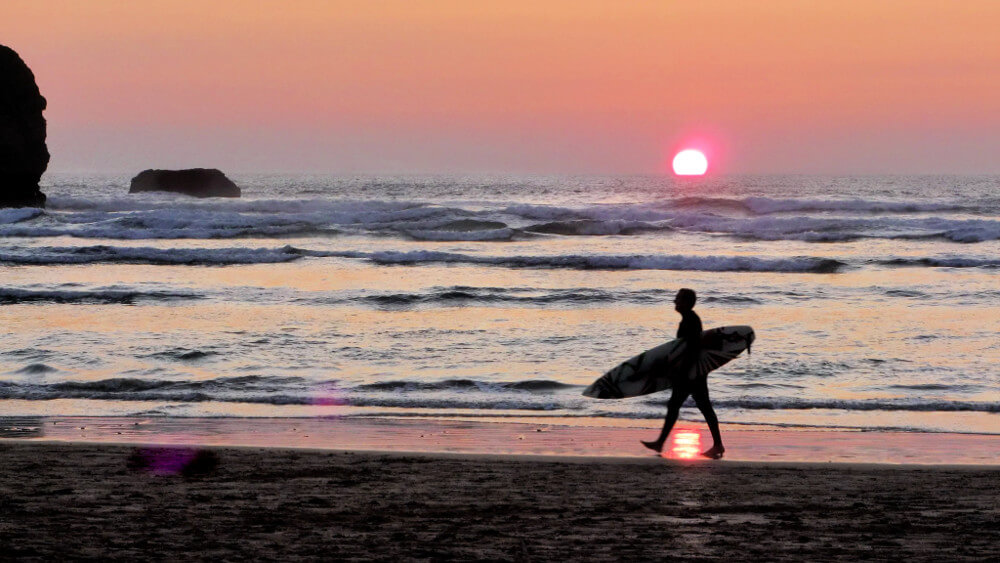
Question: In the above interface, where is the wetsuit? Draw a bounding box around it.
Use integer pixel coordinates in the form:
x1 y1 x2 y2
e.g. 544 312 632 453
676 310 702 362
668 309 711 410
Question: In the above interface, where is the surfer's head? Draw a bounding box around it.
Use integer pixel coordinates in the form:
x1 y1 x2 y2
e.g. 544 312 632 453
674 288 696 312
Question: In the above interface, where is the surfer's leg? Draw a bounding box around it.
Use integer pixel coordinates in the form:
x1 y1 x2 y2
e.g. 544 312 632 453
691 377 724 458
641 385 688 453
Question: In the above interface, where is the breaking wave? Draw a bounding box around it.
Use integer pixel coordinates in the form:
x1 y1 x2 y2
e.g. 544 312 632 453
876 257 1000 268
524 219 669 236
353 287 663 307
352 378 577 392
307 249 847 273
7 243 999 275
671 196 987 215
0 287 202 304
3 376 997 414
691 397 1000 413
0 245 846 272
11 363 58 374
0 208 44 224
0 195 991 242
664 214 1000 243
405 228 515 241
0 245 301 265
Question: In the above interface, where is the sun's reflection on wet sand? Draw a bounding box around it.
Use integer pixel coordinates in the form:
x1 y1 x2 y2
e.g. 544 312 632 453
667 430 701 460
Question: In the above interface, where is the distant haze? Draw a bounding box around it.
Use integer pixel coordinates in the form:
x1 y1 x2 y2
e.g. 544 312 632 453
4 1 1000 174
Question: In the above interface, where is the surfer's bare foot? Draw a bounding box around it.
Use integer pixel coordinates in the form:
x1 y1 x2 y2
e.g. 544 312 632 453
700 446 725 460
640 440 663 453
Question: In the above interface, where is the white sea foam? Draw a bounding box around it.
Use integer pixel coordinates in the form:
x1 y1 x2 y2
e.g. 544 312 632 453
0 195 993 242
739 196 979 215
14 198 461 239
666 213 1000 242
46 196 425 215
405 228 515 241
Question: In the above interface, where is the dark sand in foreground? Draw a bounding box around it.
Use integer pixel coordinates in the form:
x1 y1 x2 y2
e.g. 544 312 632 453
1 442 997 561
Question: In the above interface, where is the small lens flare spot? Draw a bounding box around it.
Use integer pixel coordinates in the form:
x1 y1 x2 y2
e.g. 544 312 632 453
126 447 218 476
313 396 347 406
669 431 702 459
312 383 347 407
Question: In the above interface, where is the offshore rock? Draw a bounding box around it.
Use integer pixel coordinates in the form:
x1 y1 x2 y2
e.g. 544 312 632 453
129 168 241 198
0 45 49 208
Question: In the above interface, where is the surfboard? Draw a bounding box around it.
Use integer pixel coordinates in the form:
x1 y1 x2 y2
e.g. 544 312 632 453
582 325 755 399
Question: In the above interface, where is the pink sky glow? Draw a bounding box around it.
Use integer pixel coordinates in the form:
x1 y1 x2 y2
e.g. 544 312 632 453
4 1 999 174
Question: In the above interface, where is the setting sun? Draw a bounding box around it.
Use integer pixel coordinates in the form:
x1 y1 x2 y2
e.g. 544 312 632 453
672 149 708 176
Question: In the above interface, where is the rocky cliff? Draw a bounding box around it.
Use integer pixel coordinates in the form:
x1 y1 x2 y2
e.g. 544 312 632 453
0 45 48 208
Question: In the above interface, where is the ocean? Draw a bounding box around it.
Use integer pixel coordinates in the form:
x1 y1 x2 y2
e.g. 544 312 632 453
2 174 998 435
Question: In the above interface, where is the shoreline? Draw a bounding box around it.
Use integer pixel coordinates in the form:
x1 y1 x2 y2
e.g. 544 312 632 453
2 440 998 560
6 439 996 472
3 415 998 467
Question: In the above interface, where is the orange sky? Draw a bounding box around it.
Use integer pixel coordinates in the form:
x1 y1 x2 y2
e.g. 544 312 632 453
4 1 999 173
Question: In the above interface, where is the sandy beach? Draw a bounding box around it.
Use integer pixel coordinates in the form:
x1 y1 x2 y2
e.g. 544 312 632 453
2 440 998 561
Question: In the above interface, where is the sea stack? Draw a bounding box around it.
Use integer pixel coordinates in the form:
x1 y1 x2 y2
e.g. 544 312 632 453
129 168 241 198
0 44 49 208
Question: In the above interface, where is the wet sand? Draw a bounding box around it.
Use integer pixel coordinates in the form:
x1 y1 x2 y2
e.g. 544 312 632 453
5 415 999 465
1 441 997 560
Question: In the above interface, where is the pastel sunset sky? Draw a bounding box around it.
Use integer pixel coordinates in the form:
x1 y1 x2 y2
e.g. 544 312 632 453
4 1 999 174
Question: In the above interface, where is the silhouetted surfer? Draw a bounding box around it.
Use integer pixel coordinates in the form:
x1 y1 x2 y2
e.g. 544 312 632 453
641 288 725 459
